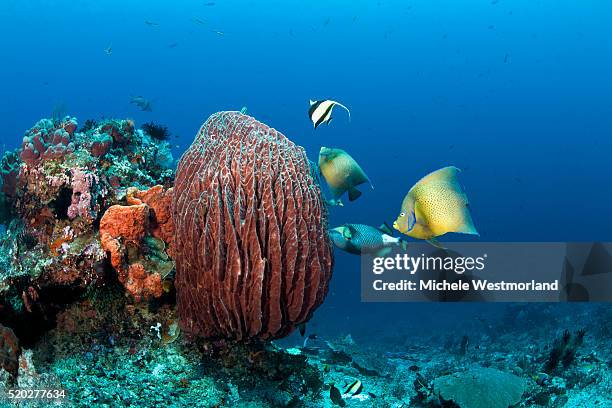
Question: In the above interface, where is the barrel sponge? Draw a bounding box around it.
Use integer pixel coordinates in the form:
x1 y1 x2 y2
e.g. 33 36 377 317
433 367 526 408
172 112 334 340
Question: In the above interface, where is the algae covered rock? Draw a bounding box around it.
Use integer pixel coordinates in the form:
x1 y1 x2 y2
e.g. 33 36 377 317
433 366 525 408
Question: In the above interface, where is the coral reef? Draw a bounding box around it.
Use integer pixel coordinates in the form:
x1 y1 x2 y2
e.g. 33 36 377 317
172 112 333 341
142 122 171 141
432 366 525 408
0 323 20 378
0 115 174 344
543 329 586 374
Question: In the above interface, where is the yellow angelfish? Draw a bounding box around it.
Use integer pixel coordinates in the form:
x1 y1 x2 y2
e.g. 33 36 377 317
393 166 478 247
318 147 373 201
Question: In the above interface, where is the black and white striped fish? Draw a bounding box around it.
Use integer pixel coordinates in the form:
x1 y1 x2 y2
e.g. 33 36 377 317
308 99 351 129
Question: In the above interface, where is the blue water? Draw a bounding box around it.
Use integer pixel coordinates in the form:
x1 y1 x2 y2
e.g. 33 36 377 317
1 0 611 339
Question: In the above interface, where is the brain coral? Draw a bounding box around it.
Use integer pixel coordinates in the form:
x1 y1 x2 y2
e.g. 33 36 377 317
433 367 526 408
172 112 333 340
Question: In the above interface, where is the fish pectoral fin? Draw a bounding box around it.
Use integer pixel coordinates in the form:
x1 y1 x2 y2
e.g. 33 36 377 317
348 187 362 201
427 237 446 249
378 222 394 236
342 225 356 240
329 186 344 200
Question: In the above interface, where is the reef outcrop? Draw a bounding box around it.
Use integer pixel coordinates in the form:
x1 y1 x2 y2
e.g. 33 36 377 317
172 111 333 341
0 116 174 340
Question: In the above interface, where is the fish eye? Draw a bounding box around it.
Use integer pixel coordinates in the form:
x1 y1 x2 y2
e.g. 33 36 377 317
400 212 405 217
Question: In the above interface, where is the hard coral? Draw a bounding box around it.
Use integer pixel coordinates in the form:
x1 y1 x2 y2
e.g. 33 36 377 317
0 114 174 324
0 323 20 378
1 151 20 197
19 117 77 166
172 112 333 341
90 134 112 157
433 367 525 408
67 168 103 221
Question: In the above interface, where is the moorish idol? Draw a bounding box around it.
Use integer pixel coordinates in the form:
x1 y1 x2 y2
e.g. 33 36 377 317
308 99 351 129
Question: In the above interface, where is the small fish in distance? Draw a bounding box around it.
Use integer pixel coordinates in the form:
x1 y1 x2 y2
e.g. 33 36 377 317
130 96 152 112
343 379 363 396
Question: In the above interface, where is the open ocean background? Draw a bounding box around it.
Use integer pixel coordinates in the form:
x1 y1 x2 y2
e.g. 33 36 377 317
1 0 611 341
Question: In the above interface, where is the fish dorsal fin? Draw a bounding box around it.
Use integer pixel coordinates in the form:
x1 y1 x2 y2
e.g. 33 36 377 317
378 222 394 236
415 166 461 188
331 100 351 122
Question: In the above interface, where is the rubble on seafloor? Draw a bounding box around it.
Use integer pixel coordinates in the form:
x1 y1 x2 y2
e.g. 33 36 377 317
0 117 612 407
2 297 612 407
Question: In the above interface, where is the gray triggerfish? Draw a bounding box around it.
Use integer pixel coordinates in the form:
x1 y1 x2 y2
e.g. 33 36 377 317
393 166 478 248
318 147 372 201
308 99 350 129
329 223 407 257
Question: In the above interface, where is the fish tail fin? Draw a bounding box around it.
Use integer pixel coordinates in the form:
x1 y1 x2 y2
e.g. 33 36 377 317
334 101 351 122
427 237 446 249
348 187 362 201
457 214 479 236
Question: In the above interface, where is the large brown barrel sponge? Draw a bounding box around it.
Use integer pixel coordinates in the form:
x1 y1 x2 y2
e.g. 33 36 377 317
172 112 334 340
